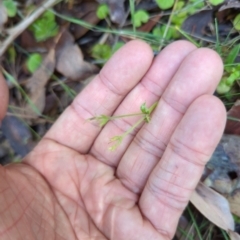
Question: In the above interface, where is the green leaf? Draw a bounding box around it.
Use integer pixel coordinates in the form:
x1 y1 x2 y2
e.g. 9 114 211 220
26 53 43 73
132 10 149 28
140 102 150 114
96 115 109 127
226 71 240 85
155 0 174 10
3 0 17 17
91 43 112 61
152 25 173 40
217 81 231 94
29 11 59 42
225 45 240 65
233 14 240 31
209 0 224 6
96 4 109 19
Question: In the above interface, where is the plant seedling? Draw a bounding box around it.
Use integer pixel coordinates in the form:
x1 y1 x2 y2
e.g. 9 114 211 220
26 53 43 73
96 4 110 20
132 10 149 28
233 14 240 31
3 0 17 17
29 11 59 42
156 0 174 10
88 102 157 151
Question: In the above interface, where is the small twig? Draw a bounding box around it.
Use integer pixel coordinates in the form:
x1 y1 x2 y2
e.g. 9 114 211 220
0 0 60 57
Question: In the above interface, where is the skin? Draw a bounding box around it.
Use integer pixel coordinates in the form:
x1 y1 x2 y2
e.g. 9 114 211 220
0 40 226 240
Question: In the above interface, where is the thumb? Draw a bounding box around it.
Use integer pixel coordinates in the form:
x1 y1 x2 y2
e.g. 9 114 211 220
0 72 9 119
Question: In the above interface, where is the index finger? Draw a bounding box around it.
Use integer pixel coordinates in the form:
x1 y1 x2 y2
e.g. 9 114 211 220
44 40 153 153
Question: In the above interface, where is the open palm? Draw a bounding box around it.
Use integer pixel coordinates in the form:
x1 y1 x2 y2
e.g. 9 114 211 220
0 40 226 240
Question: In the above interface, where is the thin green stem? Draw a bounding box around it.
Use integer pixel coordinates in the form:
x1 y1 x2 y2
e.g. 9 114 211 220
109 112 143 119
122 117 145 137
149 101 158 113
175 26 200 47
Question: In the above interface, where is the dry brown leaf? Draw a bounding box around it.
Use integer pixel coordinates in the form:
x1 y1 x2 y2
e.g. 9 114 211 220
138 15 161 32
182 10 213 38
205 134 240 195
59 1 99 39
227 189 240 217
2 115 35 157
229 230 240 240
225 100 240 135
219 0 240 11
56 31 98 80
190 182 234 231
23 44 56 118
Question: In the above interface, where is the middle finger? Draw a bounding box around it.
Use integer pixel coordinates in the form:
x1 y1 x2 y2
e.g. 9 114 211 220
116 47 223 194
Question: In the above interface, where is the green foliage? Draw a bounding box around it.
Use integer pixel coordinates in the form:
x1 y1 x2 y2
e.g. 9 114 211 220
209 0 224 6
217 45 240 94
3 0 17 17
155 0 174 10
233 14 240 31
233 214 240 224
152 25 173 40
140 102 150 114
132 10 149 28
91 42 125 62
217 65 240 94
29 11 59 42
91 44 112 61
26 53 43 73
225 45 240 65
188 0 205 14
89 115 110 127
96 4 109 20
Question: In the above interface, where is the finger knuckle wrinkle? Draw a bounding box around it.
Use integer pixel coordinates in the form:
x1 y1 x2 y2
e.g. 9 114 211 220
169 138 208 167
147 181 189 211
140 77 163 98
134 129 166 158
99 71 124 96
162 96 186 115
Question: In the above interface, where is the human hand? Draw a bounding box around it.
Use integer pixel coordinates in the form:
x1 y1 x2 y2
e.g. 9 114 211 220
0 40 226 239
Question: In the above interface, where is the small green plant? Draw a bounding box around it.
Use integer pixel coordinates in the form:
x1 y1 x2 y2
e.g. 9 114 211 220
156 0 174 10
233 14 240 31
88 102 157 151
26 53 43 73
3 0 17 17
132 10 149 28
96 4 110 19
209 0 224 6
91 43 112 61
217 44 240 94
29 11 59 42
152 25 173 40
91 42 125 62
